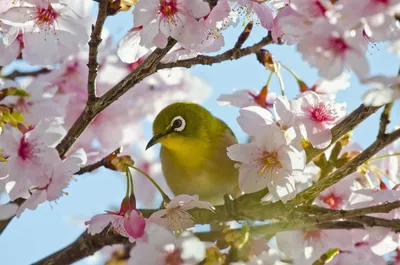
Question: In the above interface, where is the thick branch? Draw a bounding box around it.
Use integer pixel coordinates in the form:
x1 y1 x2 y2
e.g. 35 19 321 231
87 0 109 103
377 103 393 138
3 68 50 80
290 127 400 205
32 228 129 265
33 212 400 265
305 104 381 163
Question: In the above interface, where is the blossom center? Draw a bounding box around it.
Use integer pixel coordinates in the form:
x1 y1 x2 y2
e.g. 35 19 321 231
258 151 282 175
303 229 321 241
35 4 58 26
159 0 178 19
166 206 193 232
18 136 33 161
308 102 337 122
165 248 183 265
319 193 342 209
328 37 349 55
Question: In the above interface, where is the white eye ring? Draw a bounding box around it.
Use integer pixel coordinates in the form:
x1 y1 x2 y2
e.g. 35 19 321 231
171 116 186 132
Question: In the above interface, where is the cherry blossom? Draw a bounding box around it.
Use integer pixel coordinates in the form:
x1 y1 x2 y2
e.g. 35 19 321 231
316 174 361 210
117 26 151 64
128 223 205 265
2 79 69 125
85 195 147 242
16 149 86 217
235 0 274 30
294 91 346 149
276 229 353 264
133 0 210 48
227 124 304 203
362 75 400 106
0 118 66 200
313 72 351 99
150 194 214 232
236 106 275 137
218 89 277 108
0 24 22 66
0 0 92 66
297 21 369 80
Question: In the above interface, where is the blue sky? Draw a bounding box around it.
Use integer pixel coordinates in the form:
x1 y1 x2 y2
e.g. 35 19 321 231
1 6 400 265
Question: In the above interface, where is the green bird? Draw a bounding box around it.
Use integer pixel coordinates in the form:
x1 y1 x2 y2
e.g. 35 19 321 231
146 102 240 205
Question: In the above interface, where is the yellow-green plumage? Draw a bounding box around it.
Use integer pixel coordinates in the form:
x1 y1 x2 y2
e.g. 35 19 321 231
147 102 239 205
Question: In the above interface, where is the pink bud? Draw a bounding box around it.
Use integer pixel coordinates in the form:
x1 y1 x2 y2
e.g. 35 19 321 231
124 210 146 239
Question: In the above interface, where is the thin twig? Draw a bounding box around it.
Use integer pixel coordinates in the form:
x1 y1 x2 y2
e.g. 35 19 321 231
87 0 109 103
75 147 121 175
3 68 51 80
377 103 393 138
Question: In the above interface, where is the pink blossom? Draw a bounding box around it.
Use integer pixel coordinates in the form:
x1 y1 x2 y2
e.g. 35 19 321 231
0 118 66 200
362 75 400 106
236 106 275 137
297 21 369 80
218 89 277 108
0 0 91 66
272 5 310 44
294 91 346 149
0 24 22 66
236 0 274 30
16 149 86 217
316 174 360 210
340 0 400 28
133 0 210 48
276 229 353 263
2 80 69 125
313 72 351 100
128 223 205 265
117 26 152 64
227 124 304 203
85 196 147 242
150 194 214 232
124 210 146 239
329 242 386 265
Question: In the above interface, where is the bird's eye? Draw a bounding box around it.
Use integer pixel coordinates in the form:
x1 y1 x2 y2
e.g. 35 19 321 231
171 116 185 132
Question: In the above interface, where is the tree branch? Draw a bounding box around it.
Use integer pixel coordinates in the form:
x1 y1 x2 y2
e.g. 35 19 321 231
32 200 400 265
289 127 400 206
75 147 121 175
55 38 177 158
305 104 381 164
157 34 273 71
87 0 109 103
3 68 51 80
377 103 393 138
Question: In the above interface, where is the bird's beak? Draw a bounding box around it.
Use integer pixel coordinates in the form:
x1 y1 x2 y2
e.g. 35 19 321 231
145 131 169 150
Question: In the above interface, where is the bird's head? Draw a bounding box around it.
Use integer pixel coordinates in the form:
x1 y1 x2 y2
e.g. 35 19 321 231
146 102 212 150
